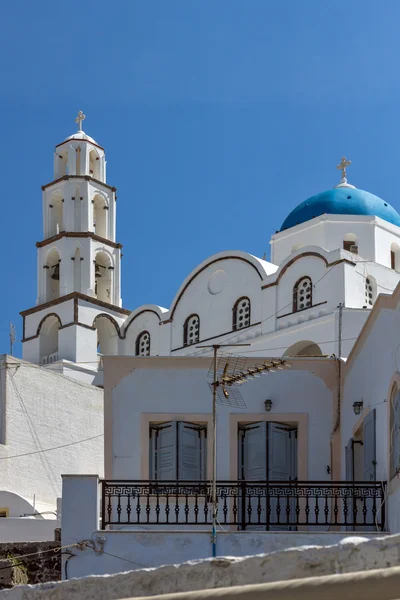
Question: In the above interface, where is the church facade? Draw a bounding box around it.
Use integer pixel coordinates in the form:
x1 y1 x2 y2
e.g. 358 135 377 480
53 116 400 577
20 115 400 382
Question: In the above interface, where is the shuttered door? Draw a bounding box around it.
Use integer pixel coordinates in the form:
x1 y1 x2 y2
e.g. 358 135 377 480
345 438 354 531
363 409 376 482
178 422 202 480
363 409 376 530
154 422 177 480
239 422 267 529
345 438 354 481
268 424 297 529
392 392 400 477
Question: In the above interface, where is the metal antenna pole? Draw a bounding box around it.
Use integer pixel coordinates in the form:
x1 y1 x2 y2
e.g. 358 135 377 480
211 344 218 557
197 343 250 559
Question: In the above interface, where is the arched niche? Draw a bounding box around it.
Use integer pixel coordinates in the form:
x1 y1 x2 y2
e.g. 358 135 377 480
94 251 112 303
89 149 100 179
283 340 323 357
49 195 63 237
93 314 120 356
46 249 61 301
73 247 82 292
93 194 107 238
39 314 61 364
391 243 400 271
343 233 358 253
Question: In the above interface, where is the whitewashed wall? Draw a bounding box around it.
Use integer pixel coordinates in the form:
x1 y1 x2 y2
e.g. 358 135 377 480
0 355 103 516
105 357 335 481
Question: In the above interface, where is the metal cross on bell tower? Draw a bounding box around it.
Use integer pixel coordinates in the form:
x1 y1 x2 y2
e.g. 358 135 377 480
75 110 86 132
336 156 351 182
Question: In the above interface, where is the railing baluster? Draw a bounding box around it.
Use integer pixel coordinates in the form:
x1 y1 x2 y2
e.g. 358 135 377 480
98 480 386 531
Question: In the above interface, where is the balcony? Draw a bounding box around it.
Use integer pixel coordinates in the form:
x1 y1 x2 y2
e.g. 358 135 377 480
41 352 59 365
100 480 386 531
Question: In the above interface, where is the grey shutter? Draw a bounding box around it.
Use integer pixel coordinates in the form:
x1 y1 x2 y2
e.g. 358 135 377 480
268 424 295 481
363 409 376 481
392 393 400 477
242 422 267 481
178 422 202 480
155 422 177 480
345 438 354 481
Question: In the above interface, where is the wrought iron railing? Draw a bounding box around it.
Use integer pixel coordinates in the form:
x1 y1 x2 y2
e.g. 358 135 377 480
100 480 386 531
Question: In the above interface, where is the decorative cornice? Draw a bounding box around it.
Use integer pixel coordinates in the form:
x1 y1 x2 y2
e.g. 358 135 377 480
169 256 265 321
261 254 356 290
41 175 116 192
55 138 105 151
20 291 130 318
36 231 122 249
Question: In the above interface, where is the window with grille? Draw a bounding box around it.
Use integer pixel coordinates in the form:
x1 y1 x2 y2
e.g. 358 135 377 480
293 277 312 312
183 314 200 346
233 297 251 330
135 331 150 356
149 421 207 480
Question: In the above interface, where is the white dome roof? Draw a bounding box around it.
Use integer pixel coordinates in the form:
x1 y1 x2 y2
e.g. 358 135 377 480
63 130 98 145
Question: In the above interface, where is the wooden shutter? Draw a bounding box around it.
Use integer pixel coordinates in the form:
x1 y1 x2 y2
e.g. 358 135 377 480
153 422 177 480
345 438 354 481
241 422 267 481
363 409 376 481
268 424 296 481
392 392 400 477
178 422 204 480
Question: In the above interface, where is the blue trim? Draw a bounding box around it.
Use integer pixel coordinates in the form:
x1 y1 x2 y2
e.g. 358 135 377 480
281 188 400 231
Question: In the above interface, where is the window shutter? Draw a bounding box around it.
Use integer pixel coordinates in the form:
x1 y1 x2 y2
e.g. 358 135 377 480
345 438 354 481
363 409 376 481
241 422 267 481
268 423 296 481
392 393 400 477
178 422 203 480
154 422 177 480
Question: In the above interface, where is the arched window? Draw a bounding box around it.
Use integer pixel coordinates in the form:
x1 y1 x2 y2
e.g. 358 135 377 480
94 252 112 302
49 196 63 237
45 249 61 301
136 331 150 356
293 277 312 312
39 314 61 364
343 234 358 253
183 315 200 347
89 149 100 179
391 243 400 271
93 194 107 238
233 297 251 330
364 276 376 307
94 315 119 356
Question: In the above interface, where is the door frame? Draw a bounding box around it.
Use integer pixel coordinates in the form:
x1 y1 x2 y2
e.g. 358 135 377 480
230 413 308 481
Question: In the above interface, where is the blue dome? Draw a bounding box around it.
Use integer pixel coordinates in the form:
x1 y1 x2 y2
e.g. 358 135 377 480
280 187 400 231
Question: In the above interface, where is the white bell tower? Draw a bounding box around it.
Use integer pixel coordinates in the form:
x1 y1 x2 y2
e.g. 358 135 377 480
20 112 129 382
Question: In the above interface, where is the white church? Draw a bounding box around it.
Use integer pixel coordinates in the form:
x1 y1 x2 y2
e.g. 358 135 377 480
4 113 400 569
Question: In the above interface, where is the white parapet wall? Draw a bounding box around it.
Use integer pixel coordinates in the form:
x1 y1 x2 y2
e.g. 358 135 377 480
3 534 400 600
61 476 385 580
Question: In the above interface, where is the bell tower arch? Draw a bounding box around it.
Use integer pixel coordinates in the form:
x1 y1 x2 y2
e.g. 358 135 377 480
21 112 129 383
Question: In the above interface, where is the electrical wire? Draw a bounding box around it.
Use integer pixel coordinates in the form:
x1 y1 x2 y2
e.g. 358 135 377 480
0 543 80 571
0 433 103 460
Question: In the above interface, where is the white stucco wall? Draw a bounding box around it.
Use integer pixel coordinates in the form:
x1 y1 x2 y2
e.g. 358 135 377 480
105 356 335 482
342 290 400 533
0 355 103 519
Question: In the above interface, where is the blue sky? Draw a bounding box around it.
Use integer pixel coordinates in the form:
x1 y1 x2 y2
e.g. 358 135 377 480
1 0 400 355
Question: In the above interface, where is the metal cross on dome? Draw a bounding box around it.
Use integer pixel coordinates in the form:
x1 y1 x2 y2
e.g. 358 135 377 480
336 156 351 180
75 110 86 131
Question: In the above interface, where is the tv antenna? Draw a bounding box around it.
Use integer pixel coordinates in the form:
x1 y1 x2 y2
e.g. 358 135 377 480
197 343 292 559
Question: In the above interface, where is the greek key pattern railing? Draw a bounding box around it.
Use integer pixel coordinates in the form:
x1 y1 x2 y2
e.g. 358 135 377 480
100 480 386 531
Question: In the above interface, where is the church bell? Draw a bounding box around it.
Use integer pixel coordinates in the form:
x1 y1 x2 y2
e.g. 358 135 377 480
51 263 60 280
95 264 102 278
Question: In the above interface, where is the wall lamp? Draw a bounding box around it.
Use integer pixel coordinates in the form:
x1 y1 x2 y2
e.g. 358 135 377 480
353 401 363 416
264 399 273 412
